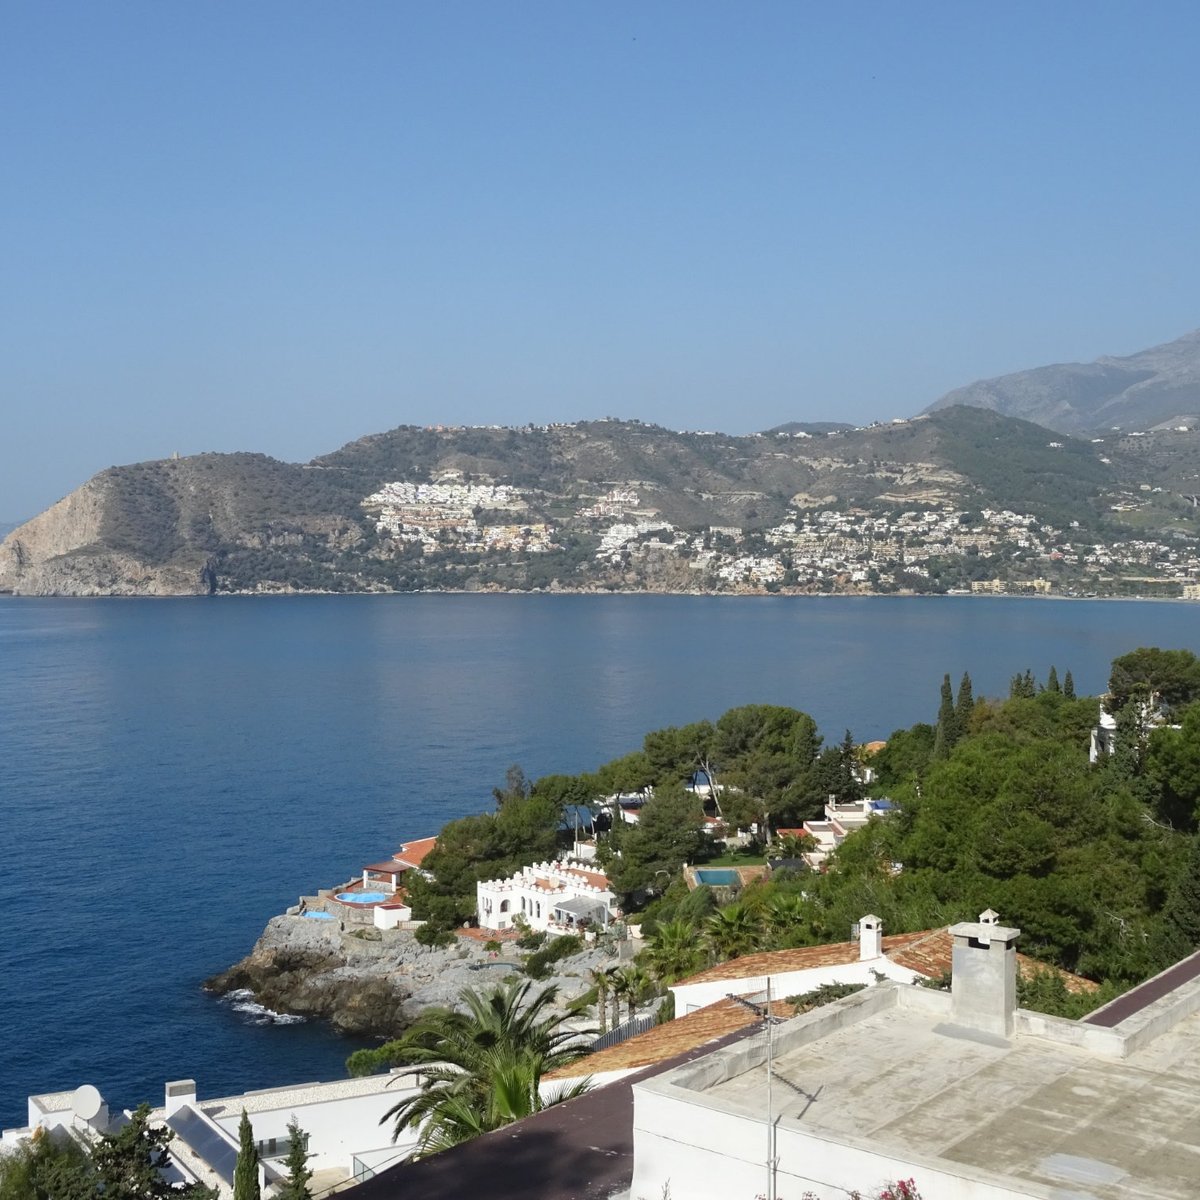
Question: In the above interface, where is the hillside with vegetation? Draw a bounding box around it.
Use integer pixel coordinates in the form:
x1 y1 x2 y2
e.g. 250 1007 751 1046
407 649 1200 1017
6 406 1200 596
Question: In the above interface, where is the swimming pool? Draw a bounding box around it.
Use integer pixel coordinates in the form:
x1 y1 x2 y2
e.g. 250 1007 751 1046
302 911 334 920
335 891 388 904
694 869 740 886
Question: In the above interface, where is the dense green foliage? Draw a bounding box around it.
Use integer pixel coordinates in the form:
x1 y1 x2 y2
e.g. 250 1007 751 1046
402 649 1200 1029
1109 646 1200 717
0 1108 217 1200
0 1133 94 1200
522 933 584 979
406 767 565 929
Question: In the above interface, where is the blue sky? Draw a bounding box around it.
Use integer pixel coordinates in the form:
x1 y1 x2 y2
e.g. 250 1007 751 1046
3 2 1199 520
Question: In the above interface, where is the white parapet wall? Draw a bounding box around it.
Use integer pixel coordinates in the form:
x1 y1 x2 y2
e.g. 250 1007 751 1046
670 957 921 1015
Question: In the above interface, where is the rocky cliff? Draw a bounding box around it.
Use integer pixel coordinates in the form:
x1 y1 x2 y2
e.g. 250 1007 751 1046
206 912 613 1038
0 471 217 596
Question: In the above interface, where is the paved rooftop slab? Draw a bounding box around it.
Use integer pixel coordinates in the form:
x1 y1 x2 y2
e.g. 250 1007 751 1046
697 1002 1200 1200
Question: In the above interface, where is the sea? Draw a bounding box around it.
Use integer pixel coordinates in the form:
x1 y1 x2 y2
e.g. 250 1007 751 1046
2 593 1198 1129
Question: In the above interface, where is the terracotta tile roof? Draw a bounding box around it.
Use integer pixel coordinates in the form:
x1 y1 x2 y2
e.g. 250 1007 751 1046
394 837 437 869
887 928 1099 994
562 868 610 891
672 928 1098 994
672 932 926 986
546 997 795 1080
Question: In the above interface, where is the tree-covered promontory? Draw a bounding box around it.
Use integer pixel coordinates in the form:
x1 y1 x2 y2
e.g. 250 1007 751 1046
407 650 1200 1000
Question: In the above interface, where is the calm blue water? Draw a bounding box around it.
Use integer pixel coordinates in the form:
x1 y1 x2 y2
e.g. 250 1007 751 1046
2 594 1199 1127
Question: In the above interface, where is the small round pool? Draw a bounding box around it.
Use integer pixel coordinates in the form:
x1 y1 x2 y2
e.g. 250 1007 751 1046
335 891 388 904
303 911 334 920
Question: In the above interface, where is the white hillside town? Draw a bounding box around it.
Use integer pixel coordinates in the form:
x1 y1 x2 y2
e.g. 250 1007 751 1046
356 464 1200 596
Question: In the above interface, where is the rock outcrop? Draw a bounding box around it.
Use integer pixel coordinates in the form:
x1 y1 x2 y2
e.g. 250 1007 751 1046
0 477 213 596
205 913 617 1038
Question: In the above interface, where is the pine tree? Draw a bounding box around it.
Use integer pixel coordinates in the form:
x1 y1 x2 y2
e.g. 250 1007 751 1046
1047 665 1061 694
233 1112 260 1200
277 1118 312 1200
1063 670 1076 699
1161 835 1200 962
954 672 974 736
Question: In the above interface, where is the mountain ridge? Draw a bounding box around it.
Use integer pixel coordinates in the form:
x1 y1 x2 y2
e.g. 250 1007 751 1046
923 328 1200 434
4 406 1200 598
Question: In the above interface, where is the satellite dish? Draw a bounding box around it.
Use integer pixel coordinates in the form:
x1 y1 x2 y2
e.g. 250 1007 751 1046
72 1085 103 1121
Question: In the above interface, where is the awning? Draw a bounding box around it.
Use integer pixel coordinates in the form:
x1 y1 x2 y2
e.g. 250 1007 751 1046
553 896 609 924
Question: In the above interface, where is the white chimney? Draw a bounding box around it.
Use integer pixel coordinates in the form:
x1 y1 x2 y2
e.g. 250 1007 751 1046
164 1080 197 1117
859 914 883 960
949 913 1020 1039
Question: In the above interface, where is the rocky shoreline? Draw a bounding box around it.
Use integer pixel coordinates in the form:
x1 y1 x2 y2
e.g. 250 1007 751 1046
205 913 623 1039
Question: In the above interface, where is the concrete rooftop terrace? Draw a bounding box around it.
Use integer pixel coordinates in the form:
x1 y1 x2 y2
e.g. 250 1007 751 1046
665 986 1200 1200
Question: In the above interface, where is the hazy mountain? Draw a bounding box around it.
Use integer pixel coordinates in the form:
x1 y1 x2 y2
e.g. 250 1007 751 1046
924 329 1200 435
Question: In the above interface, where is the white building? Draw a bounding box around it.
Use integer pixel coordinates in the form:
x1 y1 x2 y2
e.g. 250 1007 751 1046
668 913 1095 1015
475 860 617 934
631 916 1200 1200
3 1072 426 1197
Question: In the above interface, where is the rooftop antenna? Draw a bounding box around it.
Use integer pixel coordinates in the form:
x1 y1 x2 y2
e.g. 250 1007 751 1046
728 982 785 1200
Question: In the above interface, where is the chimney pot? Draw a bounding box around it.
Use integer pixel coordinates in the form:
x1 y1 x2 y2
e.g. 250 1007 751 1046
859 914 883 961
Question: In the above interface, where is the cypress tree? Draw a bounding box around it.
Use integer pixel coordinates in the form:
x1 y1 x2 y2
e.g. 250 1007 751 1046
1047 665 1061 694
233 1112 260 1200
954 671 974 736
278 1118 312 1200
931 717 948 762
1063 670 1076 699
936 673 957 753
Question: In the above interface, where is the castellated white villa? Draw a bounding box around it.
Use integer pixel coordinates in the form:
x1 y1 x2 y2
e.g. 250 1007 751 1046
475 860 617 934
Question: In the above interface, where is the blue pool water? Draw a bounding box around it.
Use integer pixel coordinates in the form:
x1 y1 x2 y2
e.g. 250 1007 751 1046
695 869 740 886
303 912 334 920
335 891 387 904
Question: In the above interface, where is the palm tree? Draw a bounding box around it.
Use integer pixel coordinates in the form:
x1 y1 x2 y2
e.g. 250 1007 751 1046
763 892 808 949
610 964 653 1023
643 919 703 984
703 902 763 961
379 979 591 1155
588 966 614 1034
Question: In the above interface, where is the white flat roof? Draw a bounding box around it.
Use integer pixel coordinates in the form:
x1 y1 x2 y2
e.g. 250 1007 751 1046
683 997 1200 1199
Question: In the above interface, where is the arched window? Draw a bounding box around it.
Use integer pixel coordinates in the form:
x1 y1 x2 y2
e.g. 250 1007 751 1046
499 900 509 913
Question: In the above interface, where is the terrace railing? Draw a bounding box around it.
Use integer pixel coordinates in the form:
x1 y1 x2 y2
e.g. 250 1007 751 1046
590 1013 656 1053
